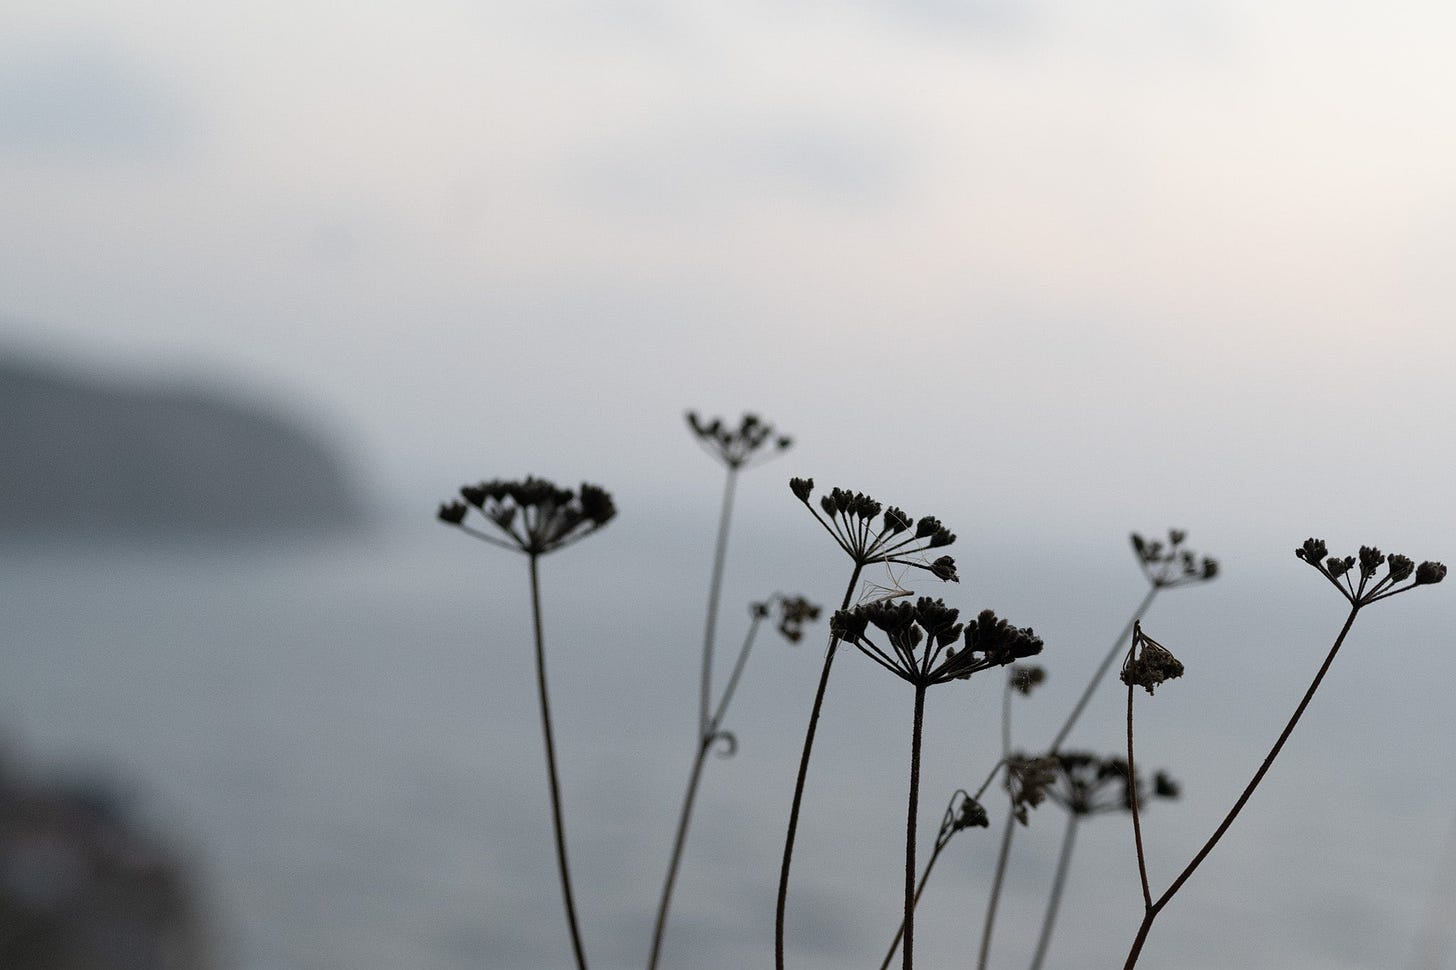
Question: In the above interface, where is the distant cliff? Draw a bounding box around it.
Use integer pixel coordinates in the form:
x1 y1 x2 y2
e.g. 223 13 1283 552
0 356 363 535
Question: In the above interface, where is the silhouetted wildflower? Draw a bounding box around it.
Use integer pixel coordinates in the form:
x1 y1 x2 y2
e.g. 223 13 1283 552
951 793 991 831
1120 623 1183 695
1005 754 1060 825
1010 664 1047 696
1296 537 1446 606
1044 753 1178 817
788 479 959 581
774 596 822 643
438 476 615 556
1131 530 1219 588
687 411 792 469
831 598 1042 687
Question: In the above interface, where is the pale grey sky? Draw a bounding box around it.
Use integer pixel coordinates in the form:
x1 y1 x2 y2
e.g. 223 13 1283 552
3 1 1454 547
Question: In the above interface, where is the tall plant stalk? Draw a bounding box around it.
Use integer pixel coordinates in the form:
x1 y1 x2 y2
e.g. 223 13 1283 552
529 554 591 970
902 684 927 969
774 565 862 970
1121 538 1448 968
1121 608 1357 969
1027 812 1080 970
976 795 1017 970
648 607 762 970
699 469 738 738
438 476 617 970
650 412 792 968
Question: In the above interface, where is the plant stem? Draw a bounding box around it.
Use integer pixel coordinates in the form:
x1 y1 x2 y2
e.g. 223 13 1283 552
1028 812 1080 970
879 840 945 970
711 610 766 732
775 563 864 970
647 736 711 970
1123 605 1361 970
648 615 765 970
903 684 927 970
976 664 1021 969
977 802 1017 970
528 553 590 970
700 468 739 740
1126 677 1152 909
1049 586 1157 754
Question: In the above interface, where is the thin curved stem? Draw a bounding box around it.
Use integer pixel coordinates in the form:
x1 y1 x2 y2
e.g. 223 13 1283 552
528 554 590 970
646 736 711 970
775 563 864 970
1028 812 1080 970
903 684 927 970
1049 586 1158 754
1127 680 1152 910
977 802 1017 970
1123 606 1362 969
649 615 766 970
711 612 768 736
700 468 739 739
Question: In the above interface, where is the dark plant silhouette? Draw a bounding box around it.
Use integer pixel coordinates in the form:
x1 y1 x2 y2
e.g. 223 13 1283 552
437 476 616 970
776 479 958 970
833 598 1043 969
1049 529 1216 752
1121 542 1445 969
647 594 819 968
647 412 794 970
1029 753 1178 970
977 530 1215 970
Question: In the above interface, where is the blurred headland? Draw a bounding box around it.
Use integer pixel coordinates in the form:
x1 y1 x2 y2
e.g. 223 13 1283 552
0 353 363 539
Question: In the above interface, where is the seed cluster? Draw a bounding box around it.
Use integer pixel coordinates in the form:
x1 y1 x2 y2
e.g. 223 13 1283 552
1296 537 1446 606
438 476 616 555
831 597 1043 687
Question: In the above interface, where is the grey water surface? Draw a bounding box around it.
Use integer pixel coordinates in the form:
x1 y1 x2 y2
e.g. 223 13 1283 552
2 520 1452 970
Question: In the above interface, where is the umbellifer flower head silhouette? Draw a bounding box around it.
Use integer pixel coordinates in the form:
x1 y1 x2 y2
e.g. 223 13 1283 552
788 478 960 582
687 411 792 469
1005 753 1060 825
1120 622 1183 695
1131 529 1219 588
831 597 1042 687
1009 663 1048 696
1044 752 1179 817
773 595 822 643
438 476 615 555
1295 537 1445 607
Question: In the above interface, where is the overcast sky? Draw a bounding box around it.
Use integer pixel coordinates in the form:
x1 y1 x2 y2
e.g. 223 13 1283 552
3 0 1454 544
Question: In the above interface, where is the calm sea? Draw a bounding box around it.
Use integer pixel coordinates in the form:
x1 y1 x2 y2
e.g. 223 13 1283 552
3 520 1452 969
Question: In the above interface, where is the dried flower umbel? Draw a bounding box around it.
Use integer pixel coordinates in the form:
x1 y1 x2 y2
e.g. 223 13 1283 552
650 411 801 970
790 478 960 582
777 480 961 970
1122 539 1445 970
437 476 615 970
686 410 792 469
1121 623 1184 695
832 598 1043 688
1131 529 1219 588
1295 538 1446 607
440 476 615 555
